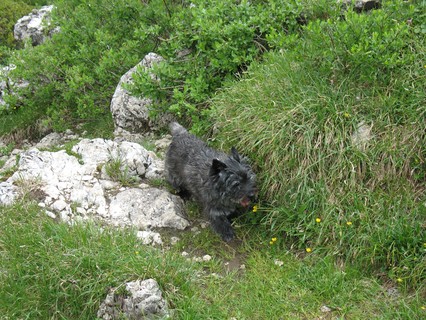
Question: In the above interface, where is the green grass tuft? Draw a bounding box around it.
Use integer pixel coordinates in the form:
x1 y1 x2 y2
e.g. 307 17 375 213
213 0 425 288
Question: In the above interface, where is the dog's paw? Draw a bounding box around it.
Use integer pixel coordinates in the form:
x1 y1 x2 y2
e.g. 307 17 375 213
220 227 235 242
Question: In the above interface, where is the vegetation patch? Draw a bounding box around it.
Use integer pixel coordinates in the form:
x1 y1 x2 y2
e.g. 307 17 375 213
1 0 425 317
214 0 425 289
1 202 424 319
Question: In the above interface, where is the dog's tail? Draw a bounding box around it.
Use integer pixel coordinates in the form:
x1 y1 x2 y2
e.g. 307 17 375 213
169 122 187 136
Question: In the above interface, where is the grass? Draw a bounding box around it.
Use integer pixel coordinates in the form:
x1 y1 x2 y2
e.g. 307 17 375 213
103 157 139 187
0 201 424 319
213 0 425 290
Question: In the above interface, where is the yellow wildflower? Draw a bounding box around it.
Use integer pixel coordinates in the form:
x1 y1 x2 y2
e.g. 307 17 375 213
306 247 312 253
344 112 350 118
252 205 258 213
346 221 353 226
316 218 321 223
397 278 403 283
135 251 139 255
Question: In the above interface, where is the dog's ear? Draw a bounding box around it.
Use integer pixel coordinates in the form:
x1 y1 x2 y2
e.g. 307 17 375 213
210 159 227 176
230 147 241 162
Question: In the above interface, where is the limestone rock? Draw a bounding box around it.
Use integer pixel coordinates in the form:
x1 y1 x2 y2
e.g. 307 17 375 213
351 121 372 150
35 132 63 149
109 188 189 230
14 5 59 46
2 138 188 232
72 138 164 180
137 230 163 246
0 182 18 206
110 53 164 133
97 279 169 320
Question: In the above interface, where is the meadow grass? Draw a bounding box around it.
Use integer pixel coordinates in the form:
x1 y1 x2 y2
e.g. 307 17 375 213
213 0 425 291
1 201 424 319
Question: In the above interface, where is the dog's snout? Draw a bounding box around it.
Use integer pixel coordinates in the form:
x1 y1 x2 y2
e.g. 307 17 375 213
249 190 258 201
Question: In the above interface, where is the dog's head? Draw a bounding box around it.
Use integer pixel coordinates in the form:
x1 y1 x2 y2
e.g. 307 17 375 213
210 147 257 207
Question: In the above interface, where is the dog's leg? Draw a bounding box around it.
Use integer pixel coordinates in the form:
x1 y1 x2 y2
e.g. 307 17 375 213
208 208 235 242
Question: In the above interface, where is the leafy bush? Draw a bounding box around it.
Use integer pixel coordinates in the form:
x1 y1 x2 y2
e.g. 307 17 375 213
0 0 32 63
131 0 305 132
214 0 425 287
4 0 176 131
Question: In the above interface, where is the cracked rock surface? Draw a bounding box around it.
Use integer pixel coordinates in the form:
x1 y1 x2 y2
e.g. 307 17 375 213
97 279 169 320
1 138 189 231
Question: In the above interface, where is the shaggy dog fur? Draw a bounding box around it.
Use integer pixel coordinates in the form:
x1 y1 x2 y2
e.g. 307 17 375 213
165 122 257 241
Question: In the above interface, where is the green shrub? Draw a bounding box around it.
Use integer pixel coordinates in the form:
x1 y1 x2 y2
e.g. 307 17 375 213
131 0 305 132
0 0 32 63
4 0 176 131
213 0 425 287
21 1 49 5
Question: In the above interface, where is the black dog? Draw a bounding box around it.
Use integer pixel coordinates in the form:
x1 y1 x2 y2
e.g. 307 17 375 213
165 122 257 241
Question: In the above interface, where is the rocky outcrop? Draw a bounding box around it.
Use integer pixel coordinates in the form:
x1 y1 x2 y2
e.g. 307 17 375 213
14 5 60 46
137 230 163 246
109 187 188 230
97 279 169 320
110 53 164 134
0 182 17 206
0 137 189 231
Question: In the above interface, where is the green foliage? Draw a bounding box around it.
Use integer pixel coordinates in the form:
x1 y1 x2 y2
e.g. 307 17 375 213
0 142 14 156
214 0 426 288
302 2 418 84
21 1 50 5
0 0 32 63
104 157 138 187
5 0 175 130
131 0 304 130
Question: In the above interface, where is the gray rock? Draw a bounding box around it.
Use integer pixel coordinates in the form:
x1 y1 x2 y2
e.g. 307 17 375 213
137 230 163 246
109 188 189 230
72 138 118 167
97 279 169 320
3 138 187 232
72 138 164 180
351 121 372 150
44 210 57 219
35 132 63 149
154 135 172 152
110 53 164 133
170 236 180 245
9 148 86 186
113 127 146 144
51 199 67 212
0 182 18 206
202 255 212 262
320 305 332 313
14 5 59 46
